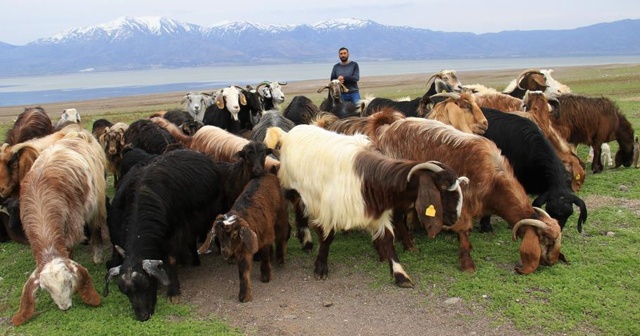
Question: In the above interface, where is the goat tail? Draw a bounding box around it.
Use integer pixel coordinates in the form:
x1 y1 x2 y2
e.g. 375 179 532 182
264 127 286 150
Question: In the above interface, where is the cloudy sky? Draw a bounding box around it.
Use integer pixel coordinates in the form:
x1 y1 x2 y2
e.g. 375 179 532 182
2 0 638 45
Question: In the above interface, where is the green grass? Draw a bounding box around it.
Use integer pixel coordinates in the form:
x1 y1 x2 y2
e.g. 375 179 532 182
1 63 640 335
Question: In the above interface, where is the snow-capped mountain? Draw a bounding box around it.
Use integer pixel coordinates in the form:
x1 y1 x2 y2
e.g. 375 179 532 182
1 17 639 76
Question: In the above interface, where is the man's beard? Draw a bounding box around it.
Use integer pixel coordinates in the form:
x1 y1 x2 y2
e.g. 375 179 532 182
340 56 348 62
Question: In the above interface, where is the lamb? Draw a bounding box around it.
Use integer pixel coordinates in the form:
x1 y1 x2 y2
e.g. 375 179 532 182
205 172 289 302
11 132 107 326
264 125 466 287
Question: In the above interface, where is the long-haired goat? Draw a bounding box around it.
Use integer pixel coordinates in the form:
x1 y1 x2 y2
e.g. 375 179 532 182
256 81 287 110
124 119 182 154
4 107 54 145
283 95 323 125
372 118 565 274
11 133 107 326
264 125 466 287
551 94 635 173
503 69 570 99
99 122 129 187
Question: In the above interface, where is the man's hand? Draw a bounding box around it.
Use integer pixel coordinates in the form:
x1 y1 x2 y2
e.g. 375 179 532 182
338 75 344 83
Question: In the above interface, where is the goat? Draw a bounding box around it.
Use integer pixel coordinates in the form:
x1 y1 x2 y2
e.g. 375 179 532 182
256 81 287 110
479 108 588 233
104 149 226 321
181 92 214 122
264 125 466 287
503 69 570 99
372 118 565 274
11 133 107 326
123 119 182 154
158 109 204 136
550 94 635 173
54 108 82 131
318 79 348 112
237 85 265 133
205 172 289 302
98 122 129 187
202 86 248 133
4 106 54 145
363 70 463 117
91 119 113 140
283 95 323 125
426 92 488 135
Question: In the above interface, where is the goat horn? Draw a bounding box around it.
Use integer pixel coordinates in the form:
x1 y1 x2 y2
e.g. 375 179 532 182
515 69 544 90
256 81 270 91
431 92 460 100
223 214 237 226
448 176 470 191
425 72 441 87
407 161 443 182
278 82 288 85
512 218 548 241
103 265 121 297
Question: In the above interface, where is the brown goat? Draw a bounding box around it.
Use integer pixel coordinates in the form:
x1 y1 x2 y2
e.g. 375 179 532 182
98 122 128 187
551 94 635 173
473 93 523 112
311 109 405 138
204 173 289 302
11 132 106 326
4 107 54 145
633 136 639 168
372 118 565 274
426 92 488 135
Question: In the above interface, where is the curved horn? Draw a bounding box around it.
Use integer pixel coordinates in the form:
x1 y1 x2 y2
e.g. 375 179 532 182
515 69 544 90
103 265 121 297
425 72 442 87
429 92 460 106
512 218 548 241
548 97 561 119
277 82 288 86
407 161 443 182
256 81 270 91
448 176 470 191
532 206 551 218
142 260 170 286
570 195 588 233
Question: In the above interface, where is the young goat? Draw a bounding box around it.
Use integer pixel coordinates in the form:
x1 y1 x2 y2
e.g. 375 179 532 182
202 172 289 302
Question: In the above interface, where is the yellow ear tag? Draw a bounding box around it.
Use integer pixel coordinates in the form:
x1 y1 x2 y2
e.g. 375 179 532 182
425 205 436 217
575 174 581 180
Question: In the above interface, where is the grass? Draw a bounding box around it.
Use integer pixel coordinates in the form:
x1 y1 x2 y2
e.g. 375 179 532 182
1 63 640 335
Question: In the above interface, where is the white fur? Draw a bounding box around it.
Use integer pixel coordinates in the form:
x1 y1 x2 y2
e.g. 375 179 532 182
182 93 214 122
274 125 393 239
267 82 286 106
219 86 243 118
587 143 613 167
540 69 571 97
39 258 78 310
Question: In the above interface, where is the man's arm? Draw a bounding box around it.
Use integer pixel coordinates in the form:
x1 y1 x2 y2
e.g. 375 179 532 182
343 62 360 82
330 65 337 80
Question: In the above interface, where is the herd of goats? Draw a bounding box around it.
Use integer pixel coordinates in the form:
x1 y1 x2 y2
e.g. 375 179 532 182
1 69 639 325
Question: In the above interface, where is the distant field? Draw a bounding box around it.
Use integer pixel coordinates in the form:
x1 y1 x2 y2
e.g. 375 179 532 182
0 63 639 335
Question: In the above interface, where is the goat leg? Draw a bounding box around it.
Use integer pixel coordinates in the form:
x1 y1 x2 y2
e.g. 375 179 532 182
379 228 413 288
238 254 252 302
259 246 272 283
457 229 476 272
166 256 181 303
313 227 335 280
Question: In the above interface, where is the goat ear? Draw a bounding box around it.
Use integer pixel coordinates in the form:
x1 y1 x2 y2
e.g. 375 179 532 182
317 86 329 93
215 93 225 109
240 227 259 254
515 227 541 274
12 271 39 326
532 74 547 88
15 146 40 182
340 83 349 93
412 173 444 238
239 92 247 106
73 261 101 307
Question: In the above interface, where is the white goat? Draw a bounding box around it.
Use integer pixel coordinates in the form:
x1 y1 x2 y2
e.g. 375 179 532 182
181 92 214 122
54 108 81 130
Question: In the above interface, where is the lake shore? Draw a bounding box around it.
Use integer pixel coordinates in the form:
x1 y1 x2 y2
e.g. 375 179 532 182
0 62 637 124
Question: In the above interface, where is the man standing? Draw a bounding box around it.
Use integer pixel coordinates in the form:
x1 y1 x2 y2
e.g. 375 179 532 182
330 47 360 104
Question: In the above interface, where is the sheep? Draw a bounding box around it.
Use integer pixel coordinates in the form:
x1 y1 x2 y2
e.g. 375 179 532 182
11 133 107 326
550 94 635 173
181 92 214 122
202 86 248 133
363 70 463 117
123 119 182 154
104 149 226 321
587 143 613 168
256 81 287 110
479 107 588 233
98 122 129 187
283 95 323 125
264 125 466 287
54 108 82 131
372 118 565 274
4 106 54 145
205 172 290 302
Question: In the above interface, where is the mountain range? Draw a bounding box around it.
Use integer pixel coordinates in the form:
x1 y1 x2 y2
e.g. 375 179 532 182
1 17 639 77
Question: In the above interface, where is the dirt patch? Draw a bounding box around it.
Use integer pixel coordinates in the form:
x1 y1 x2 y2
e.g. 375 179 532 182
179 249 522 336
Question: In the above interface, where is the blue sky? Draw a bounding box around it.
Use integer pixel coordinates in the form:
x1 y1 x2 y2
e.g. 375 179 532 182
1 0 638 45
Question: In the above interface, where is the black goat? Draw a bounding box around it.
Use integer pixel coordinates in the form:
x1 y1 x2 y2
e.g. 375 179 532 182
283 96 323 125
124 119 182 154
479 108 587 232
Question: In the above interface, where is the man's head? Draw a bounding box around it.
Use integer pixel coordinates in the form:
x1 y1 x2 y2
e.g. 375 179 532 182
338 47 349 63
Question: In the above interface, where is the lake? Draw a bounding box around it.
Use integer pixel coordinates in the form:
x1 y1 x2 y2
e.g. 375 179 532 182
1 55 638 107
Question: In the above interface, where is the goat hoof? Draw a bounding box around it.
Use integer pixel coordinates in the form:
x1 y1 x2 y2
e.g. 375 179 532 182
169 295 180 304
394 273 414 288
302 242 313 253
239 293 252 303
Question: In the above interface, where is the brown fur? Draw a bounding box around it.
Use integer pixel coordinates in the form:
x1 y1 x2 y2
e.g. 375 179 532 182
473 93 523 112
551 94 635 173
211 173 289 302
5 107 54 145
372 119 563 274
151 117 280 171
312 109 405 138
426 92 488 135
12 134 106 325
633 136 639 168
98 122 128 187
